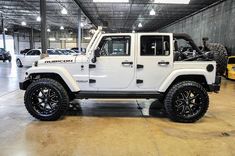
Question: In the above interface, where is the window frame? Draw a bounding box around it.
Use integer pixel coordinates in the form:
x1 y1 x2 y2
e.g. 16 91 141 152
98 35 131 57
140 35 171 57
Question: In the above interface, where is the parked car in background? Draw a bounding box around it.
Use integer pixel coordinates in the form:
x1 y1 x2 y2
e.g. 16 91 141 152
57 49 77 55
0 48 12 62
20 49 31 54
16 49 64 67
225 56 235 80
71 47 86 54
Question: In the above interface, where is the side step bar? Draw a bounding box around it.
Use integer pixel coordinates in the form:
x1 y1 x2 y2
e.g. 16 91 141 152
75 91 163 99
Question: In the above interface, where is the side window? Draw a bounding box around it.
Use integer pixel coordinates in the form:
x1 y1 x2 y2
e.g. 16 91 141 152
141 35 170 56
27 50 40 55
35 50 41 55
98 36 131 56
26 50 34 55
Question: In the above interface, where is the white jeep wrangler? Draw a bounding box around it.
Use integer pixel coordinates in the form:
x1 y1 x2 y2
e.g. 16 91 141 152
20 27 222 123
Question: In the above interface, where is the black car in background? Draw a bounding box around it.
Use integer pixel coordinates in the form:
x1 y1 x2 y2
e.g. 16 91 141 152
0 48 11 62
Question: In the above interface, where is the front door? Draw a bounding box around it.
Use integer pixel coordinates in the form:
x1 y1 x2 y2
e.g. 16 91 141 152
89 35 135 90
136 33 173 90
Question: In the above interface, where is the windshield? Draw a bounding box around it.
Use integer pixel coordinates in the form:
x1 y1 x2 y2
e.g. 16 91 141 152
228 58 235 64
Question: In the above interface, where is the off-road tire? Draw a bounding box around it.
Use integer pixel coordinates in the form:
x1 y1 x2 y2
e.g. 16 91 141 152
24 78 69 121
164 81 209 123
16 59 23 67
206 43 228 75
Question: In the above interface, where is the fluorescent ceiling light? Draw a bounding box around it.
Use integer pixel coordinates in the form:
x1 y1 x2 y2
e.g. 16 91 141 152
49 38 56 41
47 28 51 32
154 0 190 4
4 28 8 31
21 21 26 26
138 23 142 28
61 8 68 14
150 9 156 16
93 0 129 3
36 16 41 22
60 26 64 30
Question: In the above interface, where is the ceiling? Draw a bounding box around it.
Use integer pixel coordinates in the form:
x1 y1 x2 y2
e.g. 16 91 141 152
0 0 92 32
74 0 224 32
0 0 224 33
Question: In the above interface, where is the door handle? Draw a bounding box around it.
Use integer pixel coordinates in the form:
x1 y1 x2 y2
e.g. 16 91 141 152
122 61 133 65
158 61 169 65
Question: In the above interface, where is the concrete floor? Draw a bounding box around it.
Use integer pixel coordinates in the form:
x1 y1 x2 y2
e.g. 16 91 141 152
0 61 235 156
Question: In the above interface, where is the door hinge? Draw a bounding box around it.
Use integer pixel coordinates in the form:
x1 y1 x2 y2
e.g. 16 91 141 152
136 79 143 84
89 79 96 83
89 64 96 68
137 64 144 69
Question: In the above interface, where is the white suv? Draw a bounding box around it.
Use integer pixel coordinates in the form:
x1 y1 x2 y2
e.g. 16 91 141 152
19 27 222 123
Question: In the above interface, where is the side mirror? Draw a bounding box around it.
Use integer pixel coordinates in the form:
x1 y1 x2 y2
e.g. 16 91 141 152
94 48 100 57
92 48 100 63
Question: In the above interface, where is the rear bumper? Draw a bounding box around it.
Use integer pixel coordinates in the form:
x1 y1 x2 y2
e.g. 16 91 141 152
208 76 221 93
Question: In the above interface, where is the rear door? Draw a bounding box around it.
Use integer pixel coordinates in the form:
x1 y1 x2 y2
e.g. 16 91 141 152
136 33 173 90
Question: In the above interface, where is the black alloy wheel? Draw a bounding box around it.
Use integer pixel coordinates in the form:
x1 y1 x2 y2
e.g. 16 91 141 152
24 78 69 121
164 81 209 123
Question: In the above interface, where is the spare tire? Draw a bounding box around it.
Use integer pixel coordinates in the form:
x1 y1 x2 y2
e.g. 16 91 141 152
206 43 228 75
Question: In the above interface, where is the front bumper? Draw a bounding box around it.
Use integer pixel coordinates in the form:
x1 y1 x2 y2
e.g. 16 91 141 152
208 76 221 93
19 79 31 90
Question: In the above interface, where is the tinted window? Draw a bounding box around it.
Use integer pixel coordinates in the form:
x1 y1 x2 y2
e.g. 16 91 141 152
228 58 235 64
98 36 131 56
141 35 170 56
27 50 40 55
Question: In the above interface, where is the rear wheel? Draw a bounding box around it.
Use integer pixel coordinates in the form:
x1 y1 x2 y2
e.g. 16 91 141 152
24 78 69 121
164 81 209 123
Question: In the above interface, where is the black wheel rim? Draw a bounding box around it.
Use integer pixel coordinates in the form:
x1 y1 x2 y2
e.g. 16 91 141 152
31 86 60 116
173 89 202 119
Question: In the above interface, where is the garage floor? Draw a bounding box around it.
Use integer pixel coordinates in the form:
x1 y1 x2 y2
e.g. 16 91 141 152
0 62 235 156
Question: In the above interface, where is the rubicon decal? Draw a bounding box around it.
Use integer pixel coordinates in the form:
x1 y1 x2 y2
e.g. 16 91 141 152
45 60 73 63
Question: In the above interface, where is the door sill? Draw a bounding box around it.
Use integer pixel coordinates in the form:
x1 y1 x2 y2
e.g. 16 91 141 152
75 91 163 99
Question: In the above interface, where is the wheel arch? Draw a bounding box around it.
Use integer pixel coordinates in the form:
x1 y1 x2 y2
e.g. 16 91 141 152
21 66 80 92
159 74 209 93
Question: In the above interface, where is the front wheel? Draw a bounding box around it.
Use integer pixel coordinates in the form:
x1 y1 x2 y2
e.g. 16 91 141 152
16 59 23 67
24 78 69 121
164 81 209 123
